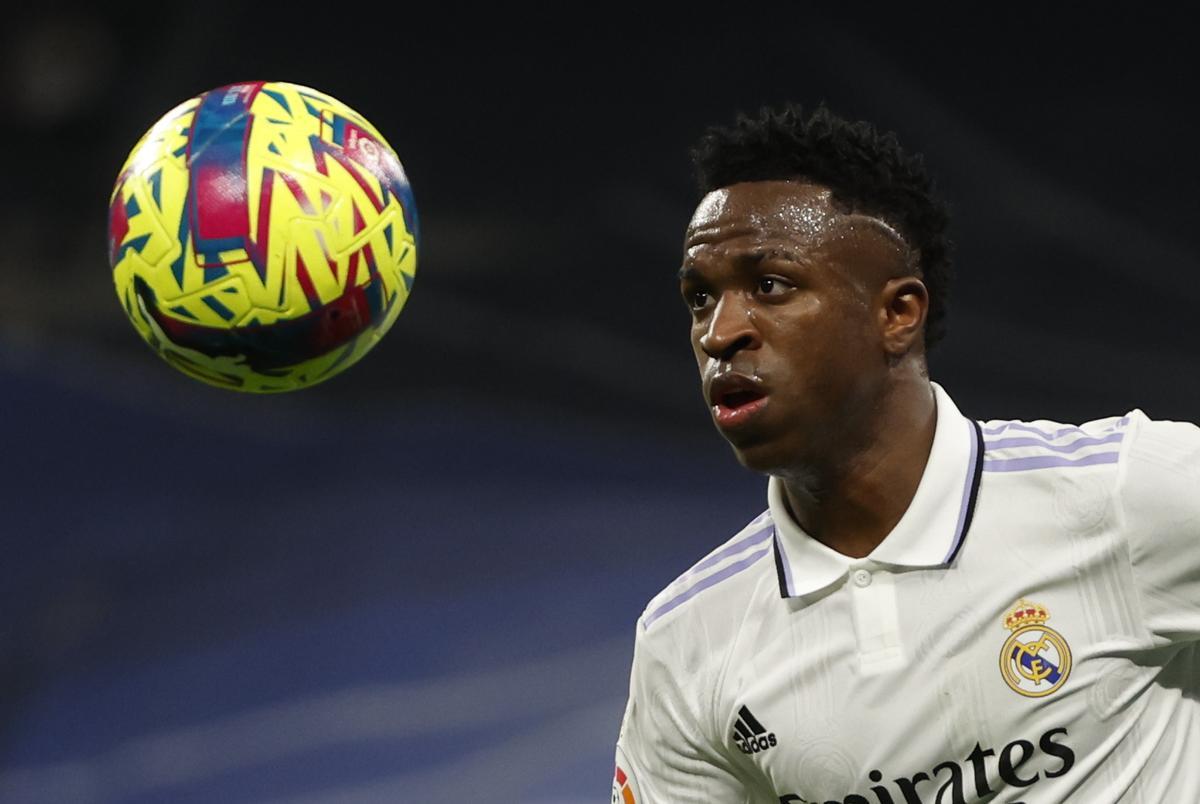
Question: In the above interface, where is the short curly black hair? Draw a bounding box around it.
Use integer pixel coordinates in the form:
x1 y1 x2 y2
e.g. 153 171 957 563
691 103 952 349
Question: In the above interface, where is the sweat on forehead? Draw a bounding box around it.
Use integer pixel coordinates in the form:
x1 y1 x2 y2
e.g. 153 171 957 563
686 180 910 259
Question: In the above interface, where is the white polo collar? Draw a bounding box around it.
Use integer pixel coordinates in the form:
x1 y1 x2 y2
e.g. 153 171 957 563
768 382 983 598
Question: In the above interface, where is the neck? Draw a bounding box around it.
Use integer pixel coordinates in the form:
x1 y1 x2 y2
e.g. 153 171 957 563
779 376 937 559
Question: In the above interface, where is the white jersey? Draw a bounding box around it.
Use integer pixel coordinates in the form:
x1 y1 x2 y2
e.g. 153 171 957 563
613 383 1200 804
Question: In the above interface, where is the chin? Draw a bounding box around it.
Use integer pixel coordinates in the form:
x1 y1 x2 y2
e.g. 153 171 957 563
722 420 822 477
726 435 792 476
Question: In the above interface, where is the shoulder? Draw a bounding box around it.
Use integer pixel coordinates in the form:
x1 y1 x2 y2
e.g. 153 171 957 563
978 408 1199 525
978 412 1133 477
1118 410 1200 468
637 509 778 641
978 407 1198 480
974 412 1133 533
1115 411 1200 526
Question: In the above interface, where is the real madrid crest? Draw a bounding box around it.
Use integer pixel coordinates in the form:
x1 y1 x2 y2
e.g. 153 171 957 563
999 599 1072 697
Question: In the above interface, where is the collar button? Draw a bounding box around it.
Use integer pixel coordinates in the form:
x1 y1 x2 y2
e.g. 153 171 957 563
852 568 872 588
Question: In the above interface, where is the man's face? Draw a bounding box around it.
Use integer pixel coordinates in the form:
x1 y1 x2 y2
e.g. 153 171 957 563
680 180 909 474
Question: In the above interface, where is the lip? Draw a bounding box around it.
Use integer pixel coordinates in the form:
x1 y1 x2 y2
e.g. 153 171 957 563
707 373 769 429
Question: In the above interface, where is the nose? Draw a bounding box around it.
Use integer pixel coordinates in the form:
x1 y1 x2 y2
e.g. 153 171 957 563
698 292 760 361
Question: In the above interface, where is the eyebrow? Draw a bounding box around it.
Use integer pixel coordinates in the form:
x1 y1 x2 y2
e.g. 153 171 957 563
677 248 809 282
753 246 807 264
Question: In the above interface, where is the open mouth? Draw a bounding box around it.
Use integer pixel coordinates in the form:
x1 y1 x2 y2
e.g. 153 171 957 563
717 389 766 410
712 387 768 428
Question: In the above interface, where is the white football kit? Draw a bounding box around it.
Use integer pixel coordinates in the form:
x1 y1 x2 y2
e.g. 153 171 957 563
613 383 1199 804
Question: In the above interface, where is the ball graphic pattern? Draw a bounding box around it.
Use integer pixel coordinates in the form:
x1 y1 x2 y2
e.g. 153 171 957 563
108 81 417 392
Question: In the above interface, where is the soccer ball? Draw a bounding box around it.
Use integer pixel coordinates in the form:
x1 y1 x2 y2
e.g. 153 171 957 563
107 81 418 392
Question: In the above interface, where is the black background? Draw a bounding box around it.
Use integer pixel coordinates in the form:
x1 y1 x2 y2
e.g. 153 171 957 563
0 7 1197 801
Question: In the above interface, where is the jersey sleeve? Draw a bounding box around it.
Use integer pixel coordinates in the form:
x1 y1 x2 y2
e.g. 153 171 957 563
1119 415 1200 644
613 617 751 804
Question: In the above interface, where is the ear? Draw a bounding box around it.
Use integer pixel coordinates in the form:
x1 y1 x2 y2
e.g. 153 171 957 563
878 276 928 357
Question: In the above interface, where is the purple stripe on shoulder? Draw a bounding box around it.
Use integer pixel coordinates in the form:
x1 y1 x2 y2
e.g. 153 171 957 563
981 421 1083 439
982 416 1130 440
644 547 771 629
984 431 1125 454
690 523 774 575
982 451 1121 473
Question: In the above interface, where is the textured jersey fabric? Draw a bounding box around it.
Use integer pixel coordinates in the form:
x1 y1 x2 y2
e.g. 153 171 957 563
614 384 1200 804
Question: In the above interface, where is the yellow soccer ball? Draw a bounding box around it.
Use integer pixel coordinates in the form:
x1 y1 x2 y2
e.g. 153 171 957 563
107 81 417 392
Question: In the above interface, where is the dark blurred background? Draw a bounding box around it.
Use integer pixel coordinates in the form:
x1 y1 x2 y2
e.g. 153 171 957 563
1 7 1197 802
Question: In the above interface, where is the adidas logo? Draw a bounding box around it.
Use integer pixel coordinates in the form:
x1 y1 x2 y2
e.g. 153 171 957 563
732 705 777 754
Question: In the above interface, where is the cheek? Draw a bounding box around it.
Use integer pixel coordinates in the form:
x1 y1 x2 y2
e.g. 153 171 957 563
767 297 878 382
780 291 868 339
817 288 878 346
690 326 706 364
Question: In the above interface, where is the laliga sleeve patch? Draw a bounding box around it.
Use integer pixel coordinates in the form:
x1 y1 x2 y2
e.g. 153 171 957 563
612 745 643 804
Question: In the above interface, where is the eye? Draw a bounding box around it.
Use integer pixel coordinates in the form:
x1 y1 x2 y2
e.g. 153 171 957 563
757 277 789 295
686 289 712 311
686 282 710 309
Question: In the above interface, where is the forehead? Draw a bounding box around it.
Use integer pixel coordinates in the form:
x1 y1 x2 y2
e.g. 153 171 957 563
685 180 843 253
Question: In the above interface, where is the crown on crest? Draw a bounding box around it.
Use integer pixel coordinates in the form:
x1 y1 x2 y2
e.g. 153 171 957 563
1003 599 1050 631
